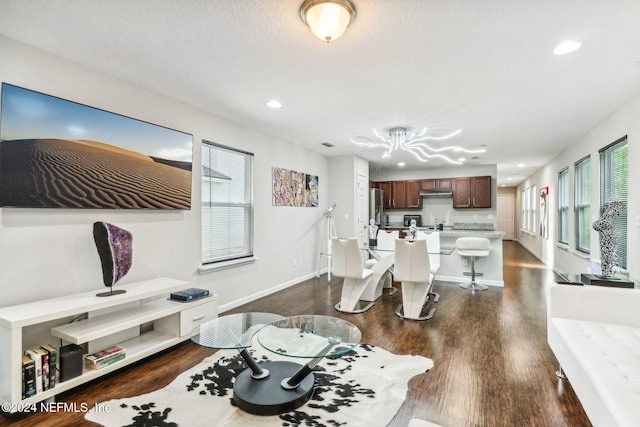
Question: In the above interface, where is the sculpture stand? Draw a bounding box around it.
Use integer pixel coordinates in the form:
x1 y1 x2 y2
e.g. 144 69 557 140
96 286 127 297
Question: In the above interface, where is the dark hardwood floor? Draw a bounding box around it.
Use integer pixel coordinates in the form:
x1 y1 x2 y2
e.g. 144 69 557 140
1 241 592 426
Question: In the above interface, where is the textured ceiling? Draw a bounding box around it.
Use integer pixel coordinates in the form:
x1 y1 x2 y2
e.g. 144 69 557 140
1 0 640 185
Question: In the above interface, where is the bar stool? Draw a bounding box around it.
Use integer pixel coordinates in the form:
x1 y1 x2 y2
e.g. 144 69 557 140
456 237 490 291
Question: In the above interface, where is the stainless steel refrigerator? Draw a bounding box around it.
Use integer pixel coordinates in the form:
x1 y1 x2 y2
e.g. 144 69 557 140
369 188 384 225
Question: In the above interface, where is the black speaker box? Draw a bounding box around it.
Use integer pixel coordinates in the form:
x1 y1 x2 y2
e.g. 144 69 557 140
59 344 83 382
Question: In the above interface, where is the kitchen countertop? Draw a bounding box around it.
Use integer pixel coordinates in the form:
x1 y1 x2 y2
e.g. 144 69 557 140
439 230 504 238
381 226 504 239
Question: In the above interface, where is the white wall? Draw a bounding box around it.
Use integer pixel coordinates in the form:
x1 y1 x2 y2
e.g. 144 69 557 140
516 91 640 281
0 36 329 310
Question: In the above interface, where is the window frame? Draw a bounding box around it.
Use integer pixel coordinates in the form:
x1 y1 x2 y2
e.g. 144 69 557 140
574 156 591 254
599 136 628 269
201 140 255 266
557 167 569 245
530 185 537 233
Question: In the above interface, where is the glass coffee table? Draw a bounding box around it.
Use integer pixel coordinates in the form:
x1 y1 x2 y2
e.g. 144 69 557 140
191 313 361 415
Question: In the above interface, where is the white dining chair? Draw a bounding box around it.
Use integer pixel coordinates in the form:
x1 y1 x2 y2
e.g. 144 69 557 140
364 229 398 296
332 237 375 313
393 239 436 320
414 230 441 303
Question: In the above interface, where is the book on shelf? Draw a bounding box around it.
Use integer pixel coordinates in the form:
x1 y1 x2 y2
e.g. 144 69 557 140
40 348 50 391
84 345 126 370
22 355 36 399
24 349 43 394
84 352 126 370
41 344 57 389
170 287 210 302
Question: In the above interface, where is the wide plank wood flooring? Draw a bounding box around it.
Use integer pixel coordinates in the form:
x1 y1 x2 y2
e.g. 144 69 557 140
1 241 592 426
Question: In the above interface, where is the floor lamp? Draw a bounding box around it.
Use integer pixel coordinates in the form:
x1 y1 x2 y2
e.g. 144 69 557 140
317 204 337 281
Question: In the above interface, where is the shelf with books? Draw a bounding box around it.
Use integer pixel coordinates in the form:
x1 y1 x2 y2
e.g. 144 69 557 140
0 278 217 411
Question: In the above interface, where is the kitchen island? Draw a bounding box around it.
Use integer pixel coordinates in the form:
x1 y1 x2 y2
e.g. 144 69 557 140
380 226 504 287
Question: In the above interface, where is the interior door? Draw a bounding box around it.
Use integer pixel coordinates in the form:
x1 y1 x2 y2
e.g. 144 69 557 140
497 193 515 240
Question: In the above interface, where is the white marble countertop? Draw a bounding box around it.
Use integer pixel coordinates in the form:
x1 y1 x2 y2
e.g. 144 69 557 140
439 230 505 238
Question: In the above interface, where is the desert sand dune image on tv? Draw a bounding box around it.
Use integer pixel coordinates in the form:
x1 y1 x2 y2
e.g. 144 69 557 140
0 84 193 209
0 138 191 208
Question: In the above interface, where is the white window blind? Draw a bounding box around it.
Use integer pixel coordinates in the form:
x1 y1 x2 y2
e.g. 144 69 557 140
558 168 569 244
599 136 628 268
574 156 591 253
521 189 527 230
530 185 537 233
521 186 537 233
201 141 254 265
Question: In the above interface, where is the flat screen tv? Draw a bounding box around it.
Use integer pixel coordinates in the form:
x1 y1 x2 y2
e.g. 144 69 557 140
0 83 193 209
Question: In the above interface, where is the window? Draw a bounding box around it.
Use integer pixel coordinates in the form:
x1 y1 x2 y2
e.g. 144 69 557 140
558 168 569 244
574 156 591 253
599 136 628 269
530 185 537 233
521 186 537 233
521 189 527 230
201 141 254 265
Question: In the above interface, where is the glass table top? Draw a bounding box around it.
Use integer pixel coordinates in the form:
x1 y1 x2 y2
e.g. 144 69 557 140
256 315 361 359
191 312 285 350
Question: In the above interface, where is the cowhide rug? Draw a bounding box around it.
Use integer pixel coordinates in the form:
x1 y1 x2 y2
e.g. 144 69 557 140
86 343 433 427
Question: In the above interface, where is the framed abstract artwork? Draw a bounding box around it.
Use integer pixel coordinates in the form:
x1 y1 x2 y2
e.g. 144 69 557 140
272 167 318 207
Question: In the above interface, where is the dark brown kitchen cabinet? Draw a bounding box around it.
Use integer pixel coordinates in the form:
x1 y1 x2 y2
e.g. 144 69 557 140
378 181 393 209
391 181 407 209
405 180 422 208
452 176 492 208
421 178 452 192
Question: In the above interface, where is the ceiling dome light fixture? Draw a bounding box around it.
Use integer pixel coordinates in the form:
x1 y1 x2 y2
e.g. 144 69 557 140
553 40 582 55
300 0 356 43
350 127 485 165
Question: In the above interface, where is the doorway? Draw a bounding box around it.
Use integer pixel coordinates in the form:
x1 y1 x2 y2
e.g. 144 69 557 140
497 193 515 240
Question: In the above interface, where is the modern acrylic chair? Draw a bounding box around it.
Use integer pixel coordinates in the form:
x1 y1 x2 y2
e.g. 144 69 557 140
365 229 398 296
332 237 375 313
393 238 436 320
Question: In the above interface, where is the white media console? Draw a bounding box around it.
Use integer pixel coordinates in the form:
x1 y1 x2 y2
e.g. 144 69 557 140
0 278 217 409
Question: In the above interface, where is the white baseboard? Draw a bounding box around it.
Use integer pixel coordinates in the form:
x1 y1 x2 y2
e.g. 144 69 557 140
218 270 324 313
435 274 504 287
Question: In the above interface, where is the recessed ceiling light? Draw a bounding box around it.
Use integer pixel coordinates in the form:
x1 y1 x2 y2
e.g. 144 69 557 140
397 162 406 167
266 100 282 109
517 163 525 168
553 40 581 55
457 157 466 162
507 177 513 181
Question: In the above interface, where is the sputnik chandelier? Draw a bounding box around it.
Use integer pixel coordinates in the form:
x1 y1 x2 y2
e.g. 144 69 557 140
350 127 485 165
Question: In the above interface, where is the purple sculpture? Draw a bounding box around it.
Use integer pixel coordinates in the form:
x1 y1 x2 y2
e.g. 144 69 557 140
93 222 132 297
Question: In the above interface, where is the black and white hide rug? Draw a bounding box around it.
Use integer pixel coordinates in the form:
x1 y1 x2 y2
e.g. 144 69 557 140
86 343 433 427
